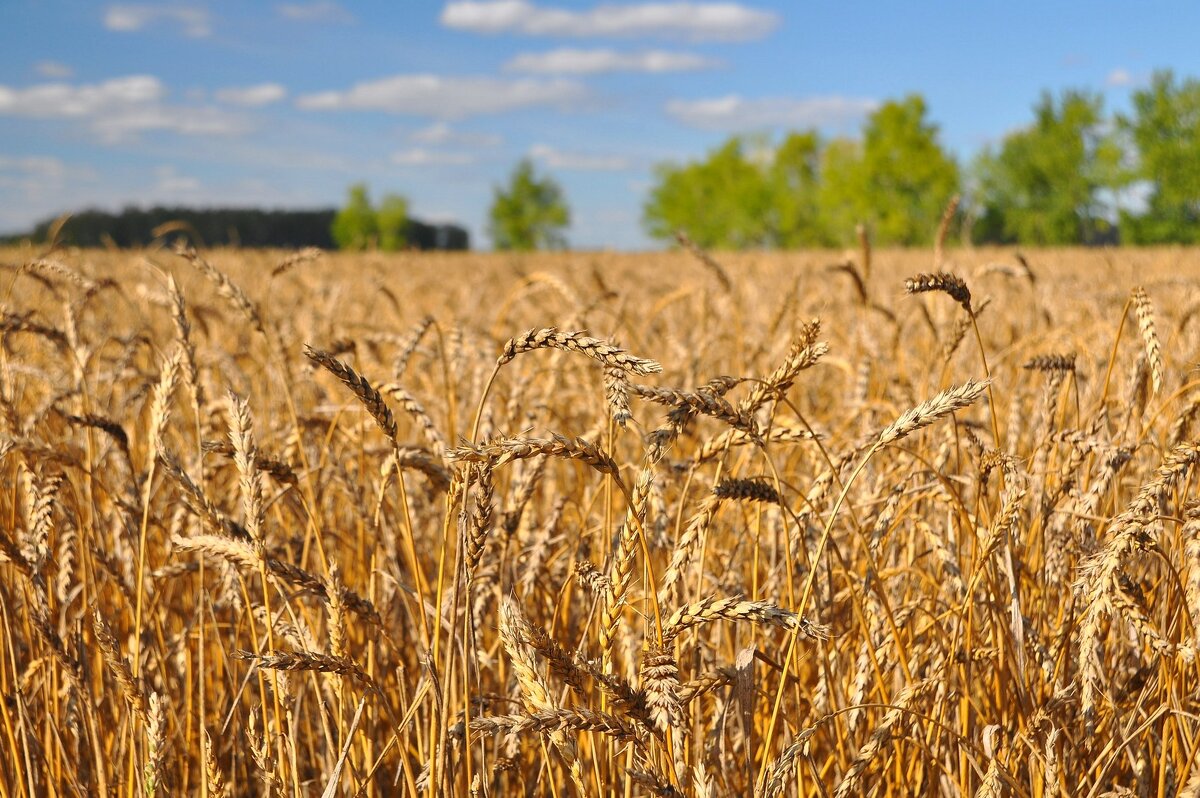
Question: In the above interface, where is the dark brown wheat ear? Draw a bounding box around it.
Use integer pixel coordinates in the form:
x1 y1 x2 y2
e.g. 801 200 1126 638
905 271 972 313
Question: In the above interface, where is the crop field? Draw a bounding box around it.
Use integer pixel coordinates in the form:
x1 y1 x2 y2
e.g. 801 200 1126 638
4 243 1200 796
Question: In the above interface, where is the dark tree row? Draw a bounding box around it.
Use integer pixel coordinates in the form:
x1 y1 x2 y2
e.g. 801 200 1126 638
5 206 469 251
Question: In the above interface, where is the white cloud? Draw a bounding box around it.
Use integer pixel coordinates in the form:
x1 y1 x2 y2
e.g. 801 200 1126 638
530 143 630 171
34 61 74 79
667 94 878 131
410 121 502 147
0 75 250 142
154 164 201 192
296 74 587 118
104 5 213 38
91 106 250 141
0 75 166 118
505 47 718 74
441 1 779 41
215 83 287 106
391 148 476 166
0 155 94 181
1106 68 1133 88
276 2 355 23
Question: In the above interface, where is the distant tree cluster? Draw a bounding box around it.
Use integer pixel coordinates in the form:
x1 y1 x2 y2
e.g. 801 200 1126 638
487 159 570 251
13 207 340 249
645 70 1200 248
644 95 958 248
332 184 412 251
6 204 468 251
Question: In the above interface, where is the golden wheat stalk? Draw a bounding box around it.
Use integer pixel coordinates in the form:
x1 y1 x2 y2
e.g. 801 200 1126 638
498 327 662 375
663 597 828 643
1132 286 1164 394
877 379 989 446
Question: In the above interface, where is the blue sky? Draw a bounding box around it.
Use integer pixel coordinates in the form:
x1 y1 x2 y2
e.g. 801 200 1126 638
2 1 1199 249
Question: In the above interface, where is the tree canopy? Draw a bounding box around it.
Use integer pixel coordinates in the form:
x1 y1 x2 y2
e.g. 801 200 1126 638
1 203 469 250
376 193 410 252
1117 71 1200 243
643 77 1200 249
331 183 381 251
972 90 1121 245
643 96 959 248
850 95 960 245
488 159 571 251
770 131 823 247
644 137 775 249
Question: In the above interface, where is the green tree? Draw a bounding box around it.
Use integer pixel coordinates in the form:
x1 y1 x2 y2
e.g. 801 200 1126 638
1118 70 1200 243
376 193 410 251
815 138 866 246
488 159 570 251
818 95 960 246
770 131 824 247
643 137 774 249
973 90 1121 245
643 94 957 249
331 183 378 251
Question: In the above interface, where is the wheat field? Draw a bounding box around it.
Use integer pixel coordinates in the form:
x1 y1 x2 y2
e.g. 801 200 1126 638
2 242 1200 796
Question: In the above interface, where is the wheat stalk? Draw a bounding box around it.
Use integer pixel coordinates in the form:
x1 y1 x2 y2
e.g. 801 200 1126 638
498 327 662 375
1132 286 1164 394
877 379 990 446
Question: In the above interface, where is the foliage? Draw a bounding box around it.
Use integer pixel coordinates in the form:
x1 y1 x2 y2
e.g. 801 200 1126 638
5 206 340 249
643 137 776 249
1117 70 1200 244
376 193 411 252
331 183 378 251
643 95 959 249
7 207 470 251
813 138 864 247
770 131 824 247
327 185 454 252
488 159 571 251
972 90 1122 245
848 95 960 245
8 205 468 251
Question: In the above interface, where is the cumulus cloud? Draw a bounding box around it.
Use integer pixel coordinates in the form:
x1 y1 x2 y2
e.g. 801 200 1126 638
104 5 212 37
34 61 74 79
505 47 717 74
215 83 287 106
0 75 166 118
667 94 878 131
410 122 502 147
276 2 355 23
391 148 475 166
0 75 250 141
296 74 587 118
441 1 778 42
530 143 630 171
91 106 250 141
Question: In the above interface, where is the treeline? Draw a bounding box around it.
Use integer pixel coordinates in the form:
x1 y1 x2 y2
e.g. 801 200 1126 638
6 206 469 250
645 70 1200 248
